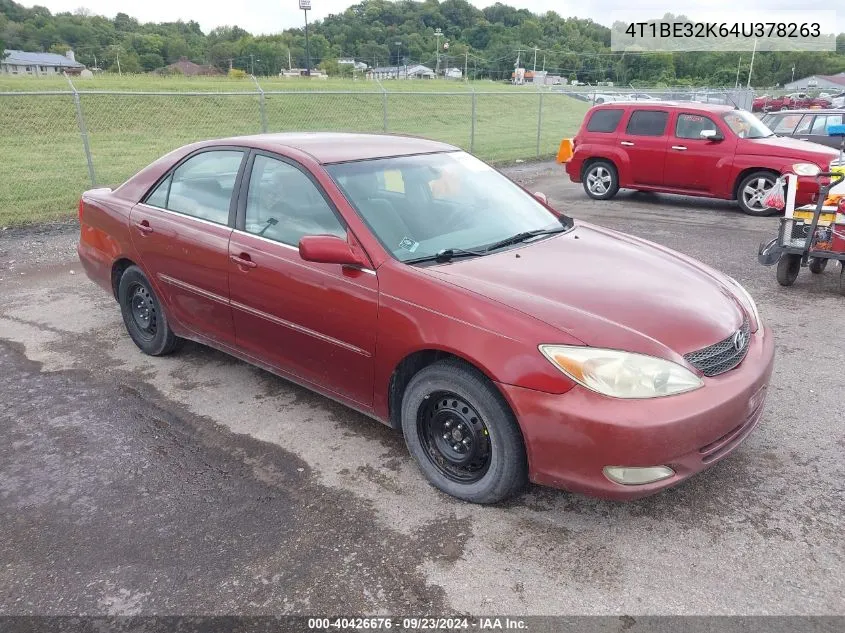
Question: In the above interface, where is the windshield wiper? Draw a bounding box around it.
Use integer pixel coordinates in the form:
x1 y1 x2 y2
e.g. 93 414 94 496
405 247 485 265
481 226 568 253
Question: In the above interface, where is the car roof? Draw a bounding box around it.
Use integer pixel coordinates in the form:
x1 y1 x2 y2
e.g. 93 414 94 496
591 101 736 113
208 132 459 164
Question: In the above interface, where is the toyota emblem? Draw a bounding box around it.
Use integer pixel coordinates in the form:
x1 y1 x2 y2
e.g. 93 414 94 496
732 330 748 351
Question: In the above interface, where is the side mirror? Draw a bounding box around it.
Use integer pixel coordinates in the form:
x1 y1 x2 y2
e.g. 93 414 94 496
299 235 370 268
534 191 548 204
700 129 723 141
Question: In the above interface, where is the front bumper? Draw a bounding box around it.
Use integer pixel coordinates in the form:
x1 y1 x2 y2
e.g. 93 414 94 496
499 326 775 500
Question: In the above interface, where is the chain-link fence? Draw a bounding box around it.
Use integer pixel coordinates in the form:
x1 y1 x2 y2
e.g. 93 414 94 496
0 83 753 227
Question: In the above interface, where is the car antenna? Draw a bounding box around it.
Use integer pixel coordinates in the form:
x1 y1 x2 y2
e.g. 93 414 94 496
724 90 740 110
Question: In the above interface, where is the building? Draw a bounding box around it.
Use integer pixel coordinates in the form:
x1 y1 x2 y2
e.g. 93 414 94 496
1 49 85 76
784 73 845 91
444 67 463 80
338 58 368 72
367 64 435 80
158 57 220 76
280 69 328 79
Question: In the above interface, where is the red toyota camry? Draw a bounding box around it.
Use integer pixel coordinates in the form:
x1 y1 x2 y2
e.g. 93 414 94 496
78 133 775 504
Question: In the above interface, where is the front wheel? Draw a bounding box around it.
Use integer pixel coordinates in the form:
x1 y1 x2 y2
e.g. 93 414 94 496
776 254 801 286
737 171 780 216
400 360 527 504
582 161 619 200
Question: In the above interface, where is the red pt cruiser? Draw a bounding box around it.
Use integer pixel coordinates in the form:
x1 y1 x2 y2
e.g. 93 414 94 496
78 133 775 503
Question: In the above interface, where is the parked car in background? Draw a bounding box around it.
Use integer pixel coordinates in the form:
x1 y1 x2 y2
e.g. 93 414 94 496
753 94 791 112
831 92 845 108
590 93 619 104
624 93 658 101
760 109 845 148
564 102 840 215
78 132 775 504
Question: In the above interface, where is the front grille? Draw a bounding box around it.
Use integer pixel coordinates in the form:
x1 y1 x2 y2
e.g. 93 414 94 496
684 319 750 377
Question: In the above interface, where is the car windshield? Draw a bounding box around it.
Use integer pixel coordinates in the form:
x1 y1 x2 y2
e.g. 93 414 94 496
326 151 570 263
722 110 774 139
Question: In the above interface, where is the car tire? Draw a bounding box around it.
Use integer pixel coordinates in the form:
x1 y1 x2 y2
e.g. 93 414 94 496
118 265 183 356
776 254 801 286
582 161 619 200
595 97 605 104
400 359 528 504
809 257 828 274
737 171 780 216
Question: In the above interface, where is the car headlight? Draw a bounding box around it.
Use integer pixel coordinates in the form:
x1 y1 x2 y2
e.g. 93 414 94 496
539 345 703 399
791 163 821 176
725 276 761 332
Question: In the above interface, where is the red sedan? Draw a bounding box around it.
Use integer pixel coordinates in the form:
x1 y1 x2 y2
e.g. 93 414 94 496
78 133 775 503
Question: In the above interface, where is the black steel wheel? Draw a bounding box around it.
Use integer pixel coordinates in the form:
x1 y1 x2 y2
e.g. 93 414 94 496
400 359 527 504
418 392 491 484
776 254 801 286
118 265 183 356
809 257 828 274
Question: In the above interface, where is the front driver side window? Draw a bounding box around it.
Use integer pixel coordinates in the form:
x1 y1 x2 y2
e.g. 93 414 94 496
245 155 346 247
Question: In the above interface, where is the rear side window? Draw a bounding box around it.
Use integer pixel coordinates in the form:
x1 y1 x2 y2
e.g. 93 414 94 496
586 109 623 133
626 110 669 136
770 113 803 134
811 114 843 134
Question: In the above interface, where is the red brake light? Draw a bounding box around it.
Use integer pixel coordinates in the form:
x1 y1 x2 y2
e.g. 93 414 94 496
78 198 84 222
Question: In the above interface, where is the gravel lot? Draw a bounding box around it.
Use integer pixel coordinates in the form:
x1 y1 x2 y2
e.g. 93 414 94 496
1 162 843 616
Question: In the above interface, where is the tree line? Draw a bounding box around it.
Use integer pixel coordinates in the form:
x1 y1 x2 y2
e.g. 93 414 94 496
2 0 844 86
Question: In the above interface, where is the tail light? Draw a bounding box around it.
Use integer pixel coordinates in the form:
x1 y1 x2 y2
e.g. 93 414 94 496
78 198 84 222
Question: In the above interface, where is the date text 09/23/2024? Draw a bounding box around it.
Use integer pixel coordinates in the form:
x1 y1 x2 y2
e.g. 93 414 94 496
307 617 528 630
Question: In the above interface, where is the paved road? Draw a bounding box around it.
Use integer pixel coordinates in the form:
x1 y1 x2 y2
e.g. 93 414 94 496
1 164 843 615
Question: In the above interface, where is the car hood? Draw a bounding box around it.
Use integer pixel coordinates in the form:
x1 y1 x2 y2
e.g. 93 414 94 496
740 136 840 163
422 223 746 360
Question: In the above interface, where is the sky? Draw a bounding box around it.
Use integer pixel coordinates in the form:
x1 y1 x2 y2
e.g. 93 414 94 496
22 0 845 37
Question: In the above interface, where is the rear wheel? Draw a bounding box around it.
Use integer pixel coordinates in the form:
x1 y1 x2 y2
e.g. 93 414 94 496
809 257 828 274
400 360 527 504
582 161 619 200
118 265 183 356
738 171 780 216
776 254 801 286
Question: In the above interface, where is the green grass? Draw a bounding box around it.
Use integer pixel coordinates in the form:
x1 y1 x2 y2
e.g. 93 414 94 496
0 75 589 226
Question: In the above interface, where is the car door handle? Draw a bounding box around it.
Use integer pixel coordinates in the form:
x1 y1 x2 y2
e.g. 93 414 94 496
134 221 153 235
620 141 635 146
671 145 687 151
230 253 257 269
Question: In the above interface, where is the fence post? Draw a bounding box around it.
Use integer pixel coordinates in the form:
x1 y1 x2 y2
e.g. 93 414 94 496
251 75 267 133
65 73 96 186
536 91 544 157
470 89 477 153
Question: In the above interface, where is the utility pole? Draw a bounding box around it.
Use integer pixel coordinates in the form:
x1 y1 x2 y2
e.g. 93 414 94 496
791 64 796 83
250 54 255 75
300 0 311 76
116 50 121 76
288 50 292 71
533 46 538 73
435 28 442 77
542 53 546 72
464 50 468 82
734 55 741 88
746 38 757 89
395 41 402 79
